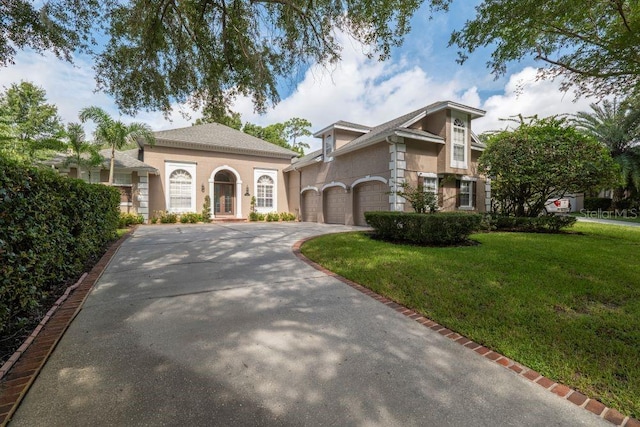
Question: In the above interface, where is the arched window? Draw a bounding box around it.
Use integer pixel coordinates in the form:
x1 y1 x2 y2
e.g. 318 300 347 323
256 175 274 208
169 169 192 211
451 116 468 168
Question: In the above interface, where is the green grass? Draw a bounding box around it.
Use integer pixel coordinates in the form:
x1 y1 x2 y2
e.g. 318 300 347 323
301 223 640 418
572 211 640 223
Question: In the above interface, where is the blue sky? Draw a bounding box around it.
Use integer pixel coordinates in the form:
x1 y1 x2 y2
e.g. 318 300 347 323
0 1 598 152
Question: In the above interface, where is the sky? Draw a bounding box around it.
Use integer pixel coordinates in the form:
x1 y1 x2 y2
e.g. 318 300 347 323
0 1 601 153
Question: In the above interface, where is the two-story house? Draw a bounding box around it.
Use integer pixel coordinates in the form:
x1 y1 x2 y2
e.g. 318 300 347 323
284 101 489 225
51 100 488 224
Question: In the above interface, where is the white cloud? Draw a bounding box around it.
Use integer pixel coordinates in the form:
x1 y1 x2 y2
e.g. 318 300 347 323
0 50 193 137
231 37 481 152
474 67 598 134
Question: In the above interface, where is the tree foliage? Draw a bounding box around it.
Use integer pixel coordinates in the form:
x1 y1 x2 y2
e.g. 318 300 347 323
283 118 312 154
479 116 619 217
430 0 640 98
79 106 155 184
2 0 422 116
0 0 107 66
573 97 640 200
63 123 103 179
0 81 64 160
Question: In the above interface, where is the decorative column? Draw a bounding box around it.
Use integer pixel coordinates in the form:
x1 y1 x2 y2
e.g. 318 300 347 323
235 180 243 219
137 172 149 222
209 178 215 219
388 140 406 211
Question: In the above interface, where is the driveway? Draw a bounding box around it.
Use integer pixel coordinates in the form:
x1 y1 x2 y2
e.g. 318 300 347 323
11 223 608 426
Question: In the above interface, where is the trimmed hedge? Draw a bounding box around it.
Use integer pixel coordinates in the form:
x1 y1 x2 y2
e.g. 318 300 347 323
0 157 120 338
489 215 577 232
584 197 612 211
364 211 482 245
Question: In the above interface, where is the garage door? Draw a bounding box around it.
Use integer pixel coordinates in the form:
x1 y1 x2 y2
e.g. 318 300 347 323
324 187 346 224
301 191 319 222
354 182 388 226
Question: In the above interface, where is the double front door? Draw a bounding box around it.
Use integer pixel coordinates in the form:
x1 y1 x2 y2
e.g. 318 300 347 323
214 183 234 215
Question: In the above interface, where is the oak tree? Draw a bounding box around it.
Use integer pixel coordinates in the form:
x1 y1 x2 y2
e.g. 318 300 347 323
430 0 640 97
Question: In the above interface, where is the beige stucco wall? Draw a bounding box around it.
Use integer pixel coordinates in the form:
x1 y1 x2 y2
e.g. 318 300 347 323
333 129 365 151
143 145 293 219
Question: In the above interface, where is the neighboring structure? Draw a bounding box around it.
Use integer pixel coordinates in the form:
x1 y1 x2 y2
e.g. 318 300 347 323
49 148 159 219
53 100 490 224
285 101 489 225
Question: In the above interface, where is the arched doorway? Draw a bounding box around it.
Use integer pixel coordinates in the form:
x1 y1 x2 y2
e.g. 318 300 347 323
214 170 235 216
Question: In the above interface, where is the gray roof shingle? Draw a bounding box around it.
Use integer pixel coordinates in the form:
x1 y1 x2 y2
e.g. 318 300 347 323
284 149 323 172
332 101 485 157
153 123 298 159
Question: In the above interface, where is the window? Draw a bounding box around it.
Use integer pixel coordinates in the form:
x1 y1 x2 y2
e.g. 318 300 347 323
256 175 274 208
165 162 196 213
114 173 132 186
458 178 475 209
451 116 468 169
422 177 438 194
80 170 101 183
169 170 192 211
324 133 334 162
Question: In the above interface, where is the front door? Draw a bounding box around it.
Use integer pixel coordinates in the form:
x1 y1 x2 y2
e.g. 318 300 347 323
214 183 234 216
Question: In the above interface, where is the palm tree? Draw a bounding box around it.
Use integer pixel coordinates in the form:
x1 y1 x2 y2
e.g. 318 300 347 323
79 106 155 184
63 123 103 180
573 98 640 202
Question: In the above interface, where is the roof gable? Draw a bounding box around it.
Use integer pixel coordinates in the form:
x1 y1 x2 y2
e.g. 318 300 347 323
331 101 485 157
152 123 298 159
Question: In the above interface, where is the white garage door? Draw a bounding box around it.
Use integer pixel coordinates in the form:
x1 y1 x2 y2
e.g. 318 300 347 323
354 182 388 226
302 191 320 222
324 187 346 224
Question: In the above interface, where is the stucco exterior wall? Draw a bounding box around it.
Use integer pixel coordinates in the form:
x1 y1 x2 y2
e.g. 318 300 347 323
143 145 293 219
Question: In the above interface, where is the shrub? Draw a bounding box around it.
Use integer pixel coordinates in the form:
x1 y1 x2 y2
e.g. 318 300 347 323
279 212 296 221
202 195 211 221
256 213 265 221
490 215 577 232
158 211 178 223
266 212 280 222
0 157 119 342
364 211 482 245
119 212 144 228
180 212 202 223
584 197 612 211
249 211 259 221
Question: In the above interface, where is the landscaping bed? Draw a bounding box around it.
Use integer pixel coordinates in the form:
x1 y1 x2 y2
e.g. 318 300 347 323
301 222 640 418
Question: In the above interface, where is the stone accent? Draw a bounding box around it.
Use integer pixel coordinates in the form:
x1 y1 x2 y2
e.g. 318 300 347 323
388 142 407 211
137 173 149 221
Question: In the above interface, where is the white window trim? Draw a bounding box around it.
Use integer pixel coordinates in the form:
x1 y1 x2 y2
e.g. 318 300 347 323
450 113 468 169
254 168 277 213
165 162 196 213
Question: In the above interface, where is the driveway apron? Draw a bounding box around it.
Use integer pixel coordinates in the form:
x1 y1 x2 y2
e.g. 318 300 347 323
11 223 608 426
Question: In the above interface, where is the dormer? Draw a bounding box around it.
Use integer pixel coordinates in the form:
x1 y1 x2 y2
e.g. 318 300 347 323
314 121 371 161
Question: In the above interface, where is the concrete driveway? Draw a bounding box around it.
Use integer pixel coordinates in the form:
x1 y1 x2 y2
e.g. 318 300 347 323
11 223 608 426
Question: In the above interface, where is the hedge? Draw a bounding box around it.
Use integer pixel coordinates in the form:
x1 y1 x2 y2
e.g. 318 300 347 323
0 157 120 339
364 211 482 245
584 197 612 211
489 215 577 232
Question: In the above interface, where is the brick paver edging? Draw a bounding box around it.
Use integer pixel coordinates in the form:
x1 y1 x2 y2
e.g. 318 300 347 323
292 236 640 427
0 229 135 427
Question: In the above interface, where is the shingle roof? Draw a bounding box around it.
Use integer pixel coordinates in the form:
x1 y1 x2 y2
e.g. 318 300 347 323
152 123 298 159
332 101 485 157
45 149 158 173
334 120 372 131
283 149 323 172
98 149 158 172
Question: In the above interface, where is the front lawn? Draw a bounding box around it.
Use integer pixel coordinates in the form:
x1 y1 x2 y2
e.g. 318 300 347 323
301 222 640 418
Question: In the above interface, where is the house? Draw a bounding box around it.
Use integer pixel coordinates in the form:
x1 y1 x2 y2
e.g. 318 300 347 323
284 100 489 225
54 100 489 224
